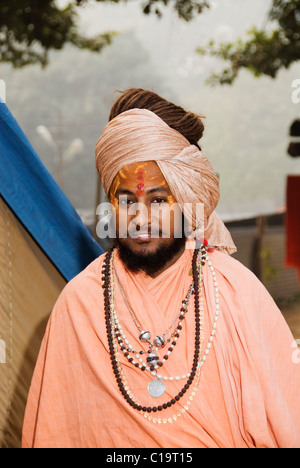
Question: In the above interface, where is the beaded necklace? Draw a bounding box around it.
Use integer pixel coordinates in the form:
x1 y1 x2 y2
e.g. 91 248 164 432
111 258 205 424
102 245 220 424
112 250 201 382
113 260 195 357
103 247 202 416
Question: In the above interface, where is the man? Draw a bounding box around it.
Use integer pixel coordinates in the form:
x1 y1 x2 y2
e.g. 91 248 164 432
22 89 300 448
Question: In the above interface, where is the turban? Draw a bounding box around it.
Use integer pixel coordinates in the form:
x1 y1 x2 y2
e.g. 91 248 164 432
95 108 236 255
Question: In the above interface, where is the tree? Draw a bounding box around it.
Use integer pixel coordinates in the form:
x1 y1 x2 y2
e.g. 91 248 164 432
0 0 210 68
197 0 300 85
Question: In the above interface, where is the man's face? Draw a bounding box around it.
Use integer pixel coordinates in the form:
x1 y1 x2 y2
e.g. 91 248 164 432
109 161 185 263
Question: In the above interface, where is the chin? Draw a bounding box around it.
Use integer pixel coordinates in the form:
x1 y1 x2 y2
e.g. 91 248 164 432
115 235 186 276
122 238 163 254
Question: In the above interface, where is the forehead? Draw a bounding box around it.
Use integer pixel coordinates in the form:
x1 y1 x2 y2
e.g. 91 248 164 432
110 161 169 194
118 161 165 184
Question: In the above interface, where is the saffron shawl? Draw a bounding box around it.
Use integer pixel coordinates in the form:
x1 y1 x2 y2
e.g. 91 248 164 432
22 247 300 448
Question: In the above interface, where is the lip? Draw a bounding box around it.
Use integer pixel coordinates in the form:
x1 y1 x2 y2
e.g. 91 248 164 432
133 234 152 242
132 233 152 243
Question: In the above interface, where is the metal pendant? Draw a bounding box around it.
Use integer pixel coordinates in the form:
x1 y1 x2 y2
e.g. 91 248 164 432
146 352 159 368
153 335 165 348
148 378 166 398
139 330 151 342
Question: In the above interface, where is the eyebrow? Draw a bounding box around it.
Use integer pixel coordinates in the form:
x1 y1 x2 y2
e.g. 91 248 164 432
115 186 171 196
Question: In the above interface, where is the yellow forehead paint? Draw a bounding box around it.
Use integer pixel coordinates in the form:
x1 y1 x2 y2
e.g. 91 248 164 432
109 162 176 206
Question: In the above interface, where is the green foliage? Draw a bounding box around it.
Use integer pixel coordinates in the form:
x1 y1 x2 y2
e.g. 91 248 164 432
197 0 300 85
74 0 210 21
0 0 210 68
142 0 210 20
0 0 116 67
1 31 169 208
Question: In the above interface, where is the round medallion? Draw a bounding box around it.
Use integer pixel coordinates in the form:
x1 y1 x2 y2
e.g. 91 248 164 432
139 331 151 342
148 378 166 398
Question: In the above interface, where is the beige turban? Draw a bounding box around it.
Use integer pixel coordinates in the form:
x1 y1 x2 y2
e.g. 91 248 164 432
95 108 236 255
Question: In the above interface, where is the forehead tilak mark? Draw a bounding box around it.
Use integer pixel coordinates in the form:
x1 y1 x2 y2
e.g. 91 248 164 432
136 166 145 196
109 161 172 202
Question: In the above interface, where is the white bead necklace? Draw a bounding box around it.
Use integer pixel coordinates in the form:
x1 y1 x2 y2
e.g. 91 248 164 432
112 286 198 380
111 251 204 381
141 253 221 424
113 256 196 354
111 252 220 390
109 261 205 424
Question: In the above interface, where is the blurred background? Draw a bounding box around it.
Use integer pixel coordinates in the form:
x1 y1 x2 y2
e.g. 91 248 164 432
0 0 300 447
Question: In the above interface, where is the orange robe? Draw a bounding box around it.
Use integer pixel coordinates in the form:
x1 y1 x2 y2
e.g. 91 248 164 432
22 247 300 448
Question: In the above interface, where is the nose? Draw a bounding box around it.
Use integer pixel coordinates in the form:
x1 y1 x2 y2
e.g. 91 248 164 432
131 202 149 231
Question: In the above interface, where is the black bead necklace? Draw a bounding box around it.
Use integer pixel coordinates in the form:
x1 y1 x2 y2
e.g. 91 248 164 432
102 247 202 414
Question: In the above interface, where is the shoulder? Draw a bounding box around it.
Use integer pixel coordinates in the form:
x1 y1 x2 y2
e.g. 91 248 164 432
52 252 107 315
68 251 107 290
210 249 260 284
209 249 282 327
209 249 274 302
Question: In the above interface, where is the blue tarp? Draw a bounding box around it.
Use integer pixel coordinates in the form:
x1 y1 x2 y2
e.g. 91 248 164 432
0 101 103 281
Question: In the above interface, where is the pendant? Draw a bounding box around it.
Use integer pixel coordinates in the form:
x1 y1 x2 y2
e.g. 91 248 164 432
139 331 151 342
146 352 159 366
153 335 165 348
148 378 166 398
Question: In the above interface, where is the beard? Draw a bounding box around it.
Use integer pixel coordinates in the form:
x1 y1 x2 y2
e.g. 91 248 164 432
114 235 186 277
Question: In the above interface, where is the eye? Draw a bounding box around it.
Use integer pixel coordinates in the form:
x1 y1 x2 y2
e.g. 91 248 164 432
152 197 167 204
119 197 134 206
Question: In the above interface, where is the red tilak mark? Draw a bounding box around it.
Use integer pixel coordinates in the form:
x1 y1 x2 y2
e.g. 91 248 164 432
136 181 145 196
136 170 145 196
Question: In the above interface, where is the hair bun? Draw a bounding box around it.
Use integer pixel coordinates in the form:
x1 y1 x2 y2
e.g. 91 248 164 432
109 88 205 148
